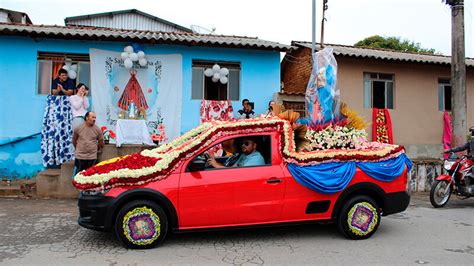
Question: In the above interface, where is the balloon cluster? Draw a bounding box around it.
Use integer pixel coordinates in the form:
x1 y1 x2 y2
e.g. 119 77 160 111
62 59 78 79
121 44 148 69
204 64 229 84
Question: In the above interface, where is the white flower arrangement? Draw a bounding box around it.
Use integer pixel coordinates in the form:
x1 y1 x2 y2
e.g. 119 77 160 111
305 125 369 150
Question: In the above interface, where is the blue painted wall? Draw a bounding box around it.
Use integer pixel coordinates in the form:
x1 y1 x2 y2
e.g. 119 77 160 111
0 36 281 179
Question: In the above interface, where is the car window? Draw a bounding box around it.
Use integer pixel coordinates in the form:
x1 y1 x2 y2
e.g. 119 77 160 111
185 135 271 172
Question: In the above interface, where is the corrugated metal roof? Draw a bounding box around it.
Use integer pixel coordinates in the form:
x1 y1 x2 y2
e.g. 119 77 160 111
0 23 290 52
294 41 474 67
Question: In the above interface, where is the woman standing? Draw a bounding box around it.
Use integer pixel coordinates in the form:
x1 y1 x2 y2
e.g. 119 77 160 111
263 100 276 117
69 83 90 130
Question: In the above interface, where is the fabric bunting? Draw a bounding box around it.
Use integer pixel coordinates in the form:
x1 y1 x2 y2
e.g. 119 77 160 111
288 162 356 194
288 153 412 194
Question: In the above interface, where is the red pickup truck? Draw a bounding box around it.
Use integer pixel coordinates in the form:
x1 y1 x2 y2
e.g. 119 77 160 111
74 118 410 249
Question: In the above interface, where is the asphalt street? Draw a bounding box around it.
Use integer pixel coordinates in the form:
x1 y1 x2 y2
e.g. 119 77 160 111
0 193 472 265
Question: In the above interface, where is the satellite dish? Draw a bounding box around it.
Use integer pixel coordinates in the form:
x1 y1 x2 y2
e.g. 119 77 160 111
190 25 216 34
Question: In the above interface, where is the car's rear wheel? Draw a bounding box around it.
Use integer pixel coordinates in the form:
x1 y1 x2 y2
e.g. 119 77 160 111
114 200 168 249
337 195 381 240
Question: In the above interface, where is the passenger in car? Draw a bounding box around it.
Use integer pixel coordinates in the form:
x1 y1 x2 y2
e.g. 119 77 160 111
207 137 265 168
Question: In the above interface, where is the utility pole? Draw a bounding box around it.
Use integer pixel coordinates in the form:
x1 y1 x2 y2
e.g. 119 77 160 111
320 0 328 48
312 0 317 62
445 0 467 148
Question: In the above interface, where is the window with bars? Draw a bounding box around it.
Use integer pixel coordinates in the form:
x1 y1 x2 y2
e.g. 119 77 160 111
438 79 452 111
191 60 240 101
283 101 305 117
36 52 90 95
363 72 395 109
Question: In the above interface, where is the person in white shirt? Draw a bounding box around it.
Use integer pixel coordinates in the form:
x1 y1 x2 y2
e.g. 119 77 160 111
69 83 90 130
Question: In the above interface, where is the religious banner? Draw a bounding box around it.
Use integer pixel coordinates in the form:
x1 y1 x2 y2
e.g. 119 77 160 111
89 49 182 144
372 108 393 144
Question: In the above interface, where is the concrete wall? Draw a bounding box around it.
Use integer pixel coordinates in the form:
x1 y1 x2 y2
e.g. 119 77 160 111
0 36 281 179
336 56 474 159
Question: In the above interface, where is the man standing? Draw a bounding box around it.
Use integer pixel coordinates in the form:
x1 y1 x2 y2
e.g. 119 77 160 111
51 69 75 96
72 112 104 173
237 99 255 119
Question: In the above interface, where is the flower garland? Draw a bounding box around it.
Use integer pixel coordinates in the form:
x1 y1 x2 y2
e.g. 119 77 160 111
73 118 406 191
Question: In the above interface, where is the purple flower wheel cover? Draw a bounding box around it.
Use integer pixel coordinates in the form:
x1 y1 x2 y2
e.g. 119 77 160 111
122 206 161 245
347 202 378 236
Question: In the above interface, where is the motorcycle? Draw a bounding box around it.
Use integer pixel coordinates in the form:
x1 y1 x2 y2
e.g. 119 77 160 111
430 152 474 208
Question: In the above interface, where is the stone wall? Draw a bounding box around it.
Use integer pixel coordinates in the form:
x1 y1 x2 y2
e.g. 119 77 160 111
408 159 444 192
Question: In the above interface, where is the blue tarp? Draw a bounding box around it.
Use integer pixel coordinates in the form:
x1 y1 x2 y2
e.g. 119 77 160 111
288 153 412 194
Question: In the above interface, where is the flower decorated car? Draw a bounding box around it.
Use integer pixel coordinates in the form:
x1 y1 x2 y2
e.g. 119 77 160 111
75 116 412 249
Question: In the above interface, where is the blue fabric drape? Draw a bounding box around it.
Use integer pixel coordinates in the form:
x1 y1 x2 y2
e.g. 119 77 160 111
288 162 356 194
288 154 413 194
357 153 412 182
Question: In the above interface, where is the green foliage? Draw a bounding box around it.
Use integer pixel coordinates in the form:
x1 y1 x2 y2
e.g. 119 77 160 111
354 35 438 54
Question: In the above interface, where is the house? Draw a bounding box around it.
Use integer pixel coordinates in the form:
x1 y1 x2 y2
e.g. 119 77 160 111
0 14 289 180
0 8 32 24
280 41 474 161
64 9 192 32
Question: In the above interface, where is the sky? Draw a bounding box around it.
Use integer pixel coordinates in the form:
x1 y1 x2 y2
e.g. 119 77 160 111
1 0 473 57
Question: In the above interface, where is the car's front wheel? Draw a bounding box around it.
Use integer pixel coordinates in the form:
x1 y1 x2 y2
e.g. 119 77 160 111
337 195 381 240
114 200 168 249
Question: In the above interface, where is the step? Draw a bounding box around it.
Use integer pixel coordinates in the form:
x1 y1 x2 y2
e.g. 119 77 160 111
0 186 21 197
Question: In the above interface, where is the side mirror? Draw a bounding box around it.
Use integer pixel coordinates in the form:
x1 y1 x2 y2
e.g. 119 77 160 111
186 158 206 172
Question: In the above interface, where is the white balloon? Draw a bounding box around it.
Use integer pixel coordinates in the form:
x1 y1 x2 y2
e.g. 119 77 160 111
124 58 133 69
121 52 129 60
137 51 145 58
124 46 134 53
129 52 139 62
62 65 69 71
68 70 77 79
70 64 78 71
220 67 229 76
213 72 220 80
212 64 220 72
220 76 228 84
138 58 147 66
212 76 219 83
204 68 214 77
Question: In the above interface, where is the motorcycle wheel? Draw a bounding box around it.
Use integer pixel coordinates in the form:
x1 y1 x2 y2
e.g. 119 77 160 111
430 180 451 208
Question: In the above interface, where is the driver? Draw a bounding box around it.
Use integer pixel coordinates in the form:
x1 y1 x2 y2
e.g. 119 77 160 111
207 137 265 168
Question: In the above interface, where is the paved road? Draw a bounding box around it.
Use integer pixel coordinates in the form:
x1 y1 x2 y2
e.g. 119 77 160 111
0 193 472 265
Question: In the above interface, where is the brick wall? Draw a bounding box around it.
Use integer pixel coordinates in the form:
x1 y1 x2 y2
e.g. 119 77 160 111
281 48 312 95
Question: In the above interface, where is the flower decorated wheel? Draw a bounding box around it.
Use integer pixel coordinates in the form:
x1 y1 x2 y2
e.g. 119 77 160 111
337 196 381 240
114 200 168 249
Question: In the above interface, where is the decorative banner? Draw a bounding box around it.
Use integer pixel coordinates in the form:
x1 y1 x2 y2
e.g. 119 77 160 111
372 108 393 144
89 49 182 143
199 100 234 123
443 111 452 159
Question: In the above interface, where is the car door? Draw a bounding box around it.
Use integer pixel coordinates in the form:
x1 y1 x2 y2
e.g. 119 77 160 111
178 133 285 229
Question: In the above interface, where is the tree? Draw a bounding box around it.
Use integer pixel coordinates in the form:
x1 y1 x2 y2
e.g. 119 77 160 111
354 35 438 54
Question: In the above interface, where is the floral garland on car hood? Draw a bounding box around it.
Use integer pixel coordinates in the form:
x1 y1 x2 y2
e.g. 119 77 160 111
73 118 406 191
